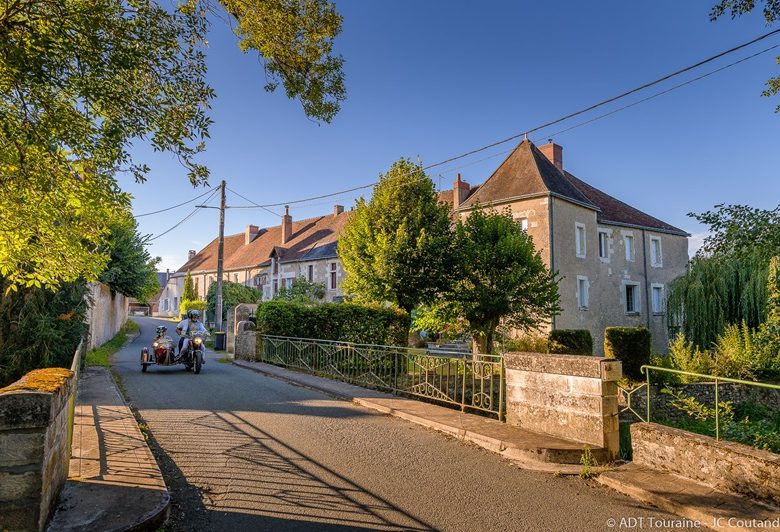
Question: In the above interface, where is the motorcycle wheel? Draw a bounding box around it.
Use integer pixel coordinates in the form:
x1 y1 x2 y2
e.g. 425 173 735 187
142 363 148 373
194 355 202 374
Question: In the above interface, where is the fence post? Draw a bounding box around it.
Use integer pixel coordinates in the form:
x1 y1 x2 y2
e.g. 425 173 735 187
715 377 720 440
646 367 651 423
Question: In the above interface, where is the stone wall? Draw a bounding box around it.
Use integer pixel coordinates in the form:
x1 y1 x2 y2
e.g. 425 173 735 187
85 282 129 350
504 352 622 458
227 304 257 357
631 422 780 506
234 322 257 361
0 368 75 531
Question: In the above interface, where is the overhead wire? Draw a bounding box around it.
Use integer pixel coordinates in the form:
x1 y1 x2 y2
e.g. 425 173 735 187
225 186 282 217
134 187 214 217
145 187 220 241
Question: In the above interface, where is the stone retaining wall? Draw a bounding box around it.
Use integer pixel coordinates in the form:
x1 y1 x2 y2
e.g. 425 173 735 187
86 282 129 350
631 422 780 506
504 352 622 458
227 304 257 356
0 368 75 531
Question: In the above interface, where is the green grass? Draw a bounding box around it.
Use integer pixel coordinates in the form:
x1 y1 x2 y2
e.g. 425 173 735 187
216 357 232 364
86 320 139 366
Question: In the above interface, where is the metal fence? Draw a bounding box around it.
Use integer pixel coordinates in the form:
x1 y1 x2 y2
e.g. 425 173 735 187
67 339 85 456
259 335 505 420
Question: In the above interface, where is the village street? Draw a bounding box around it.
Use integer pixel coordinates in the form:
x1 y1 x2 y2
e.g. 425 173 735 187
113 317 675 531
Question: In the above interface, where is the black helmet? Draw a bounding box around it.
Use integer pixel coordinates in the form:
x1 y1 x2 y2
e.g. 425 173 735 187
155 325 167 335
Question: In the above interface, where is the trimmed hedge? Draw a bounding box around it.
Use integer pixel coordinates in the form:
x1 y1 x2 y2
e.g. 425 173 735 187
180 299 206 319
548 329 593 355
604 326 651 380
255 300 410 346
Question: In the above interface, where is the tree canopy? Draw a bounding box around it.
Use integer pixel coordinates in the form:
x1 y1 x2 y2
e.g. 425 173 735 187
98 217 160 300
274 277 325 303
338 158 456 313
0 0 346 291
182 271 198 302
206 281 260 322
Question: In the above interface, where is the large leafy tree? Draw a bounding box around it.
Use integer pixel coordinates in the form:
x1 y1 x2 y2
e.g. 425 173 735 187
0 0 346 291
339 158 456 313
98 217 161 299
206 281 260 322
709 0 780 112
449 208 561 354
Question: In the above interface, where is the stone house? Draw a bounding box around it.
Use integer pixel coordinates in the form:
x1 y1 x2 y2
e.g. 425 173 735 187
157 205 350 319
442 139 689 353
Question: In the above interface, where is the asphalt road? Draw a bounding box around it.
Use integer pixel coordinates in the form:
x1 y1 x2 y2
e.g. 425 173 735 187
114 317 677 532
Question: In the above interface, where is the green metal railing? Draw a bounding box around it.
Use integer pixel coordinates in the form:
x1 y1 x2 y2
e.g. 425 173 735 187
640 365 780 440
66 339 85 457
259 335 505 420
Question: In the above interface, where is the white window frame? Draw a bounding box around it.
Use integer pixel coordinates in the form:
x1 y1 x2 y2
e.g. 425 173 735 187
624 281 641 315
650 236 663 267
575 223 586 258
597 229 610 261
577 275 589 310
623 233 635 262
651 283 665 314
518 218 528 232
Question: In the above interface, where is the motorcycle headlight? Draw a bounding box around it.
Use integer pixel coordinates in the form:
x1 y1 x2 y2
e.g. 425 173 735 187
194 337 202 345
152 341 159 347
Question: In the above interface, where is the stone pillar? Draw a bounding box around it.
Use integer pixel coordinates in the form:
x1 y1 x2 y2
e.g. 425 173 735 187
227 304 258 357
504 352 622 459
234 321 257 360
0 368 74 531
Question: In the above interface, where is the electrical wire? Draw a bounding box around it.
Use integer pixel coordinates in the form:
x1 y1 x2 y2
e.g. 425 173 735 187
145 187 220 241
225 186 282 217
134 187 214 217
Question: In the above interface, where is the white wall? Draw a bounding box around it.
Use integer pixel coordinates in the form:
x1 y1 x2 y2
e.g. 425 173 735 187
85 282 129 350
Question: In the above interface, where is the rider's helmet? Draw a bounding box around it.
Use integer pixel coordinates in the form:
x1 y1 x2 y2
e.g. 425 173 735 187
188 309 200 321
155 325 167 336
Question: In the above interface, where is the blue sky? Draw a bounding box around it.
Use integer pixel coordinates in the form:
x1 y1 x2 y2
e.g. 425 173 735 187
120 1 780 271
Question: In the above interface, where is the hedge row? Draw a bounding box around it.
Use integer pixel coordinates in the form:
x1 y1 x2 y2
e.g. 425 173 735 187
179 299 206 320
548 329 593 355
255 300 410 346
604 326 651 380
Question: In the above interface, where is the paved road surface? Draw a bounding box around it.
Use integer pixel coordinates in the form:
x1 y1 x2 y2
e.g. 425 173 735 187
114 317 676 531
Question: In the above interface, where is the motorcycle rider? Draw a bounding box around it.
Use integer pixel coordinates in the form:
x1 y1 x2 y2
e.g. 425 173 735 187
176 309 207 362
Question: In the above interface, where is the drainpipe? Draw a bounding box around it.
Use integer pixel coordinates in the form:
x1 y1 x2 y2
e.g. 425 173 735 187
548 194 556 329
641 229 651 328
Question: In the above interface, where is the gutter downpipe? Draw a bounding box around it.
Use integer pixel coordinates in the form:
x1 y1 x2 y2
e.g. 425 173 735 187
641 229 651 328
549 194 556 329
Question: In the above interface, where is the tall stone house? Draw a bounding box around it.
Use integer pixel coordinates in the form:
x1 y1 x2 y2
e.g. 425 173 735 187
156 205 350 319
441 139 689 353
161 139 687 352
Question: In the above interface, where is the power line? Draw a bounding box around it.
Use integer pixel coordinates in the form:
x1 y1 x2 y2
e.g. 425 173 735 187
225 186 282 217
146 187 220 241
134 187 213 217
221 29 780 210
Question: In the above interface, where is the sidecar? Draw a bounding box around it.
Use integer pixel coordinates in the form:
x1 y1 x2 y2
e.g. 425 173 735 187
140 326 176 372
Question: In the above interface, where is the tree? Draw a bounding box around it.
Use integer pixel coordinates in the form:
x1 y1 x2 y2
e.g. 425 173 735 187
339 158 456 313
274 277 325 303
98 217 160 299
709 0 780 112
449 208 561 354
0 0 346 291
182 271 198 302
691 203 780 259
206 281 260 322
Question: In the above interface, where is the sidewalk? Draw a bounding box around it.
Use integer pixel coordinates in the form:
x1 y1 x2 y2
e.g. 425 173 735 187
47 367 169 532
232 359 598 473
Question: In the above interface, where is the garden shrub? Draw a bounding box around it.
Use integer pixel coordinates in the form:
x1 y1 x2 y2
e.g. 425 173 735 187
179 299 207 320
255 300 410 346
667 333 712 383
549 329 593 355
604 327 651 380
503 334 549 353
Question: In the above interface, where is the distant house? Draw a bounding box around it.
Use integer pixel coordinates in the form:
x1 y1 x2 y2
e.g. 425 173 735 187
440 139 689 353
158 205 350 320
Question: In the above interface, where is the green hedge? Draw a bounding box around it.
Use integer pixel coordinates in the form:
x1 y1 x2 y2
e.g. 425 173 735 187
180 299 207 319
604 327 651 380
548 329 593 355
255 300 410 346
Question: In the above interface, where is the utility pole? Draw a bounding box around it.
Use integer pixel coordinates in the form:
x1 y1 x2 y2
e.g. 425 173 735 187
215 180 226 332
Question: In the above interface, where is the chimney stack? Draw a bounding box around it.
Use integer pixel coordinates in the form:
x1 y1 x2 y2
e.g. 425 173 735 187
166 268 170 282
539 139 563 172
333 204 344 217
453 173 471 210
281 205 292 245
245 224 259 245
187 250 196 261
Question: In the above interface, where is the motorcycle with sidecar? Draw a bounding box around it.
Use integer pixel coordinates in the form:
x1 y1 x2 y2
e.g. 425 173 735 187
141 325 206 374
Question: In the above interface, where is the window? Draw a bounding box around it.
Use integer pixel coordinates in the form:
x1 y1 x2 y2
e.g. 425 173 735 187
598 230 609 260
308 264 314 282
575 223 586 257
577 276 589 309
163 298 169 311
650 237 662 267
625 283 640 314
173 297 179 311
624 234 635 262
273 279 278 295
330 262 337 290
273 258 279 275
652 284 664 314
233 273 239 283
518 218 528 232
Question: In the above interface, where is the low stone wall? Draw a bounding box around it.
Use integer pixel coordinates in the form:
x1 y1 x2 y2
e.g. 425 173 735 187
0 368 75 531
234 322 257 360
86 282 129 350
631 422 780 506
227 304 257 356
504 352 622 458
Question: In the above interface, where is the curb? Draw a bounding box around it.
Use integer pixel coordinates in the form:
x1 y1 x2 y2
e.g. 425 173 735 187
232 360 584 475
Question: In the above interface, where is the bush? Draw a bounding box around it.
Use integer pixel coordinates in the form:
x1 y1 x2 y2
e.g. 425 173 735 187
179 299 206 320
503 334 549 353
255 300 410 346
667 333 712 382
604 327 651 380
206 281 261 323
549 329 593 355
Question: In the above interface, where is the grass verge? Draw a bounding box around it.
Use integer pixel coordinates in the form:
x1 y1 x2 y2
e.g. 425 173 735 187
86 320 139 366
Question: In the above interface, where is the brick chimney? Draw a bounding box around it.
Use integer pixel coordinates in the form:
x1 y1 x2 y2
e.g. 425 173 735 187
245 224 259 245
187 250 196 261
539 139 563 172
333 204 344 217
453 173 471 210
281 205 292 245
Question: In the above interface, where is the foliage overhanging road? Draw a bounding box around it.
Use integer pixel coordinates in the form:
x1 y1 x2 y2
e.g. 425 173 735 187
114 317 675 531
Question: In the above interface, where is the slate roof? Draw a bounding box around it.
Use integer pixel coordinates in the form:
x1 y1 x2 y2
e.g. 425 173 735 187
460 140 597 210
176 211 351 273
